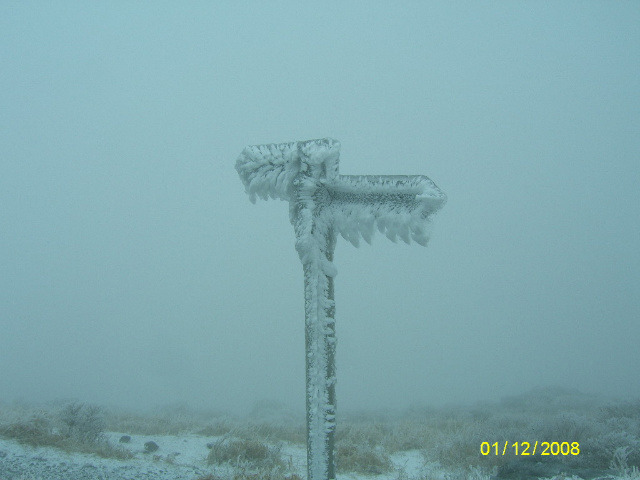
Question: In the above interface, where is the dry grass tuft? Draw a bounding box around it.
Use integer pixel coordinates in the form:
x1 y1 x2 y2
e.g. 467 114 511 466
206 437 283 469
1 418 65 448
336 442 393 475
0 404 133 460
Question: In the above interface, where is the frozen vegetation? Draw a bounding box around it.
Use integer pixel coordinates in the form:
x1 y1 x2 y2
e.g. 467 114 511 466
1 387 640 480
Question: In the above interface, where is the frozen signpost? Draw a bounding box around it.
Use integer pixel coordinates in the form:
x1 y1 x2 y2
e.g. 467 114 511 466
236 138 446 480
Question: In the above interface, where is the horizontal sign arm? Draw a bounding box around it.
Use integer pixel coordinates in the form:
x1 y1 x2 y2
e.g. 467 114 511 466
324 175 446 247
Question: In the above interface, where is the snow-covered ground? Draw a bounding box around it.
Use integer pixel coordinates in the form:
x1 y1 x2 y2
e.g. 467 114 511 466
2 431 640 480
3 388 640 480
0 432 211 480
0 431 433 480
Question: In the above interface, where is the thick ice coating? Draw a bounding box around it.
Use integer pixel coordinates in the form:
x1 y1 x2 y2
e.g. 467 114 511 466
236 138 445 480
235 138 446 246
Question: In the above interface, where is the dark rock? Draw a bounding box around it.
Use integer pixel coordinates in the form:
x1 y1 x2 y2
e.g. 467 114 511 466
144 441 159 453
206 442 215 449
119 435 131 443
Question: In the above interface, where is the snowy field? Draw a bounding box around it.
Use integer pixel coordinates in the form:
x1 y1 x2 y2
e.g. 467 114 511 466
0 432 425 480
1 388 640 480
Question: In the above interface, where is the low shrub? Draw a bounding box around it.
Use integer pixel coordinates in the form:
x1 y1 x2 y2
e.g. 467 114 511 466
336 442 393 475
0 417 65 448
206 437 283 469
0 403 132 460
59 402 105 443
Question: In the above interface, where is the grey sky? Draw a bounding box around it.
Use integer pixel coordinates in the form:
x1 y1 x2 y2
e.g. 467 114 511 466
1 2 638 413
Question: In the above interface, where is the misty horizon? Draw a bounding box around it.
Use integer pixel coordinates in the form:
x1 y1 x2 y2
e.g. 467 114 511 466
1 2 639 415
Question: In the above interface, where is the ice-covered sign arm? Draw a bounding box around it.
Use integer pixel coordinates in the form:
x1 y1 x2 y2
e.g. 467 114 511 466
327 174 446 247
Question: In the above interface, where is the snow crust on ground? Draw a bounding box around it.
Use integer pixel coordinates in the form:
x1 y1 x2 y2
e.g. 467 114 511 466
0 431 441 480
2 431 638 480
0 431 212 480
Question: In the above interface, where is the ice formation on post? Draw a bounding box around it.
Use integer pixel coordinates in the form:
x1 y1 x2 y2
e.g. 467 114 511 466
236 138 446 480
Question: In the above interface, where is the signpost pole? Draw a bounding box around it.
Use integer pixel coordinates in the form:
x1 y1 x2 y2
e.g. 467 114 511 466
236 138 446 480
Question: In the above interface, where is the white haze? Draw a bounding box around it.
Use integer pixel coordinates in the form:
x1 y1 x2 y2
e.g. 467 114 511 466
0 2 638 414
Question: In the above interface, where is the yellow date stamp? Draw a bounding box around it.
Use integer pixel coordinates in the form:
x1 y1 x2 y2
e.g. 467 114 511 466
480 442 580 456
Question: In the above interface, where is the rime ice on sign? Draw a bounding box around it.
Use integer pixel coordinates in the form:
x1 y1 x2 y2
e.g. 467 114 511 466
236 138 446 480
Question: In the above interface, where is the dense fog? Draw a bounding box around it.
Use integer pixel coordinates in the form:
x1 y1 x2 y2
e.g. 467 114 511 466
1 2 638 414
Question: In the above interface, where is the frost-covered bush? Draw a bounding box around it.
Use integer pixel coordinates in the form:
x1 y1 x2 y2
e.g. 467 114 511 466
427 417 509 472
417 388 640 478
533 412 598 443
600 401 640 421
583 430 640 471
59 402 106 443
527 411 640 471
